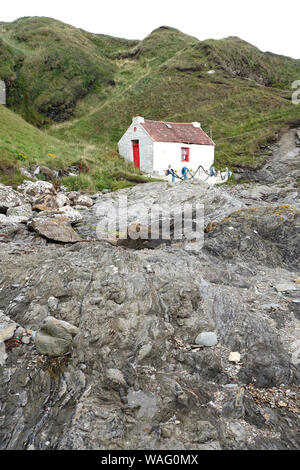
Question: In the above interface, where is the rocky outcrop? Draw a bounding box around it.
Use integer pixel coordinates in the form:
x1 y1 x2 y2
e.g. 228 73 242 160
205 205 300 270
0 169 299 450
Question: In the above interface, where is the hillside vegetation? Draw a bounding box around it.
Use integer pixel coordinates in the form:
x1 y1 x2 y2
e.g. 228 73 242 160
0 17 300 191
0 105 151 191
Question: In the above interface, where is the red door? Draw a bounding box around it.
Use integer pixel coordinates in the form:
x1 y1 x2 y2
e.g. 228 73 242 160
132 141 140 169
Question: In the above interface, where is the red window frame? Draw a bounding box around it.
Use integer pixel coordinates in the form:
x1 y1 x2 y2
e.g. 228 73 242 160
181 147 190 162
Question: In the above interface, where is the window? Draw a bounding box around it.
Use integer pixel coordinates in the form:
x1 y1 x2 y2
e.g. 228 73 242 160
181 147 190 162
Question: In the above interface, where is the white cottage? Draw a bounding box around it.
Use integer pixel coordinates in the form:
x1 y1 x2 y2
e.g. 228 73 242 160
118 116 215 178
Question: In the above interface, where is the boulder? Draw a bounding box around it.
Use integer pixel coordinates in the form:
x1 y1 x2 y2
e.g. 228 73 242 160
32 191 58 211
55 193 70 208
31 206 83 226
0 312 18 342
0 184 23 213
32 191 70 212
0 214 24 238
7 204 33 220
70 194 93 208
39 166 58 181
35 316 79 357
28 216 81 243
0 213 28 225
56 206 83 225
18 180 54 198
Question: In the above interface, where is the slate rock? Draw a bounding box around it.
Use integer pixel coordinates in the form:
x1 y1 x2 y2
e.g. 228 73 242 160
28 216 81 243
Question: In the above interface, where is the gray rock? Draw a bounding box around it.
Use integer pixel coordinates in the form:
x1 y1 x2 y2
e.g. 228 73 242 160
28 216 82 243
195 332 218 347
32 191 68 212
0 313 17 342
15 326 26 337
40 316 79 340
0 341 8 366
0 184 23 213
0 151 300 450
106 368 126 389
7 204 33 219
17 180 54 198
35 316 79 357
47 297 59 312
35 332 72 357
20 168 34 179
56 206 83 225
194 421 218 443
136 343 152 362
275 283 297 293
73 195 94 207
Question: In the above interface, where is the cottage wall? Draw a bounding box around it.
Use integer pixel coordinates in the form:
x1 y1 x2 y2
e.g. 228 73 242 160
118 121 153 173
0 80 6 105
152 142 214 176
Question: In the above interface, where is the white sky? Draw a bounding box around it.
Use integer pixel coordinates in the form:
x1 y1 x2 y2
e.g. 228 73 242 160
1 0 300 59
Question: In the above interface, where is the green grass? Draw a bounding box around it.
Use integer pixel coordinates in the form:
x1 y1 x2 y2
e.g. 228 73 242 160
1 17 300 191
0 17 133 126
0 105 154 191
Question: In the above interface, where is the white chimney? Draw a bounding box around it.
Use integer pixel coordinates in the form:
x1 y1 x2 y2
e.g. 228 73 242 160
132 115 145 124
192 122 201 128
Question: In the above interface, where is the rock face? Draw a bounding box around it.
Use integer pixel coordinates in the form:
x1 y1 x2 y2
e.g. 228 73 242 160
0 138 299 450
35 317 79 357
205 205 300 270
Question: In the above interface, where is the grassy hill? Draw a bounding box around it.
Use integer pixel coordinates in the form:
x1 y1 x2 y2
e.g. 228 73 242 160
0 17 300 191
0 105 150 191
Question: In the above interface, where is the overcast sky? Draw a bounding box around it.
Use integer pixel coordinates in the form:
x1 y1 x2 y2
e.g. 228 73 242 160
1 0 299 59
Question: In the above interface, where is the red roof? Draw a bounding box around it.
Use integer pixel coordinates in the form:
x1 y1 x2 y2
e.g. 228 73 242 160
140 120 215 146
